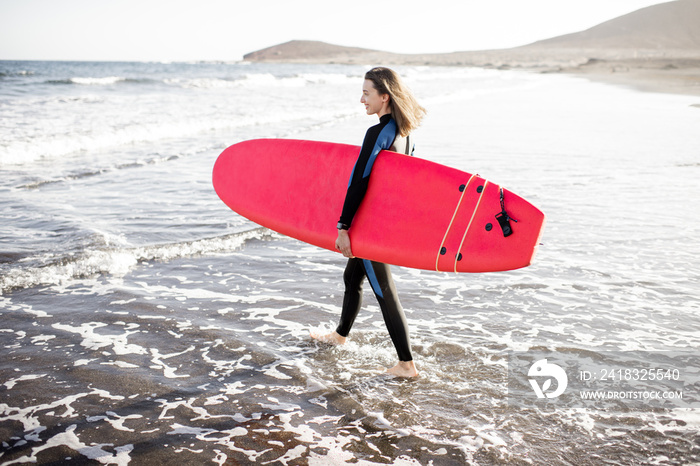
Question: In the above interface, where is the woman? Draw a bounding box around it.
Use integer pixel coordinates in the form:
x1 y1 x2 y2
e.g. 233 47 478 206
311 67 426 378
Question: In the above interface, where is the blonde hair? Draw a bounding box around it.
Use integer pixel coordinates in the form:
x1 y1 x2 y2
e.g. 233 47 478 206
365 67 426 137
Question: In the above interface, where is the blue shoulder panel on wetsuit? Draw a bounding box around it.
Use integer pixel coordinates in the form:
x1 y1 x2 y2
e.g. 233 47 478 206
362 118 396 179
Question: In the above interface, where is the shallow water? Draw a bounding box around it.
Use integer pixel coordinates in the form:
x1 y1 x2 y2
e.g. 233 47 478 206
1 61 699 464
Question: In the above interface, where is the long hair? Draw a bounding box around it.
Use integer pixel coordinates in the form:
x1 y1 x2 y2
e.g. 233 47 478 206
364 67 426 137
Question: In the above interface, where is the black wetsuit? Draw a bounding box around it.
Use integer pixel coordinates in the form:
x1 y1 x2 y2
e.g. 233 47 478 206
336 114 413 362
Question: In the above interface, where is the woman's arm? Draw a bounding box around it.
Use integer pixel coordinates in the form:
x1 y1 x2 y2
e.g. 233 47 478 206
336 118 397 257
335 229 353 258
338 117 397 229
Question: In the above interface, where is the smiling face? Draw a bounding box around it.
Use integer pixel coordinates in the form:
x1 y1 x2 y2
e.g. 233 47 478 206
360 79 390 117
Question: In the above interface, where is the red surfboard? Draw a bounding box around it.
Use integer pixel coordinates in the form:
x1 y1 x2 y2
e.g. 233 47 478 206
213 139 545 273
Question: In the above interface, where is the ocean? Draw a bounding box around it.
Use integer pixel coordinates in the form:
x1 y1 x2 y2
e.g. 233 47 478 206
1 60 699 465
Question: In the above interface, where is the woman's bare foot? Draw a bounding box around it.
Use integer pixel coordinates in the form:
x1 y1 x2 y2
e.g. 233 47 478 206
387 361 419 378
310 330 346 345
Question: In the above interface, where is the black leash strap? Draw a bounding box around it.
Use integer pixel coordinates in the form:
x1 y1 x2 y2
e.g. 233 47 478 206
496 187 517 237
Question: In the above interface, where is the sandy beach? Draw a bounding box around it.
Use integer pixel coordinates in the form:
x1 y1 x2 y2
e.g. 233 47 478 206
246 43 700 97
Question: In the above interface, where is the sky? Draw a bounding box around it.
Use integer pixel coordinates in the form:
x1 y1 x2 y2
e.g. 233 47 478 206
0 0 674 62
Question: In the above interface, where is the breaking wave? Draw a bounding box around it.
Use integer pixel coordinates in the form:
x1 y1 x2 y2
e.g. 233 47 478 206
0 228 275 295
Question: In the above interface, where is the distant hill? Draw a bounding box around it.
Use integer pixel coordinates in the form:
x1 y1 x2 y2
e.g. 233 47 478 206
244 0 700 65
526 0 700 50
243 40 396 63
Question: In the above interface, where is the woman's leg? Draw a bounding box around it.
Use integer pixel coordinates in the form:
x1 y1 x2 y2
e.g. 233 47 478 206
311 258 364 344
362 260 413 362
335 258 365 337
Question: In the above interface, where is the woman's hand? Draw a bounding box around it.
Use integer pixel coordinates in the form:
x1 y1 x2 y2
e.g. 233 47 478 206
335 229 354 258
